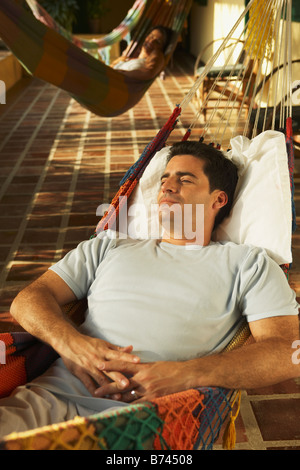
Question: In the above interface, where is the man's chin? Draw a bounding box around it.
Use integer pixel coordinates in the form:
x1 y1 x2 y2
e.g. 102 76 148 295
158 207 182 224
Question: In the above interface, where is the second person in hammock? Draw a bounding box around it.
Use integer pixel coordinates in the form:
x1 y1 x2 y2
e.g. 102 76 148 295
111 26 173 81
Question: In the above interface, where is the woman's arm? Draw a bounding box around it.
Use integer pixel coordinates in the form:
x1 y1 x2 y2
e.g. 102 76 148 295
116 52 165 81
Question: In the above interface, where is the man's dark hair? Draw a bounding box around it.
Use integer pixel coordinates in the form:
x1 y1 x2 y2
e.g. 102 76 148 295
167 140 238 230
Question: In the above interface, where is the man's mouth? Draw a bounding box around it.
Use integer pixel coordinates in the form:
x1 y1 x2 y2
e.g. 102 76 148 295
158 198 181 206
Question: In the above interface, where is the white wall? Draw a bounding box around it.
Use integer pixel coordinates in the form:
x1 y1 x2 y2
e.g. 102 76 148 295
189 1 299 110
190 0 245 65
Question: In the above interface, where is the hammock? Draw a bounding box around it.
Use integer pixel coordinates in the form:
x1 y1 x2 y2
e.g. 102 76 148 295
0 0 296 451
25 0 148 59
0 0 192 117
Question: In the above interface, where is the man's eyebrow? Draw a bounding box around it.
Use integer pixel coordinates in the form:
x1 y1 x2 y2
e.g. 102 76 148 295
160 171 198 180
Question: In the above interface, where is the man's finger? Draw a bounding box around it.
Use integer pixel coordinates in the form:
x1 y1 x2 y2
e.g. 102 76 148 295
94 381 124 398
98 360 140 374
94 383 141 403
103 371 130 390
104 347 140 364
76 370 103 396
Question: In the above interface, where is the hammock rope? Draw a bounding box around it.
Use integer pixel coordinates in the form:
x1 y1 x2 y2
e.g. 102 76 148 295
189 0 294 148
180 0 254 115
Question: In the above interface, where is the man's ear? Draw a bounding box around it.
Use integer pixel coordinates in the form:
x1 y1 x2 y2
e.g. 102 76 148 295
212 190 228 209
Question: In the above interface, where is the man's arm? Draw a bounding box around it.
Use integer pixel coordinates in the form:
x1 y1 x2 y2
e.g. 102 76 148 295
11 270 78 348
94 315 300 402
10 270 140 395
189 315 300 389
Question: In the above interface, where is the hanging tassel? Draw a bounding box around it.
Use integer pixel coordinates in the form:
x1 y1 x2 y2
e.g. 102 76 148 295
181 128 191 141
222 390 241 450
244 0 275 61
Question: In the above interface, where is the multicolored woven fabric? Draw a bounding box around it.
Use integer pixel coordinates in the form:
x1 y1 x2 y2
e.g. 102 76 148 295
0 0 192 117
286 116 297 234
0 338 233 451
279 116 297 276
26 0 147 55
0 299 87 398
0 332 58 399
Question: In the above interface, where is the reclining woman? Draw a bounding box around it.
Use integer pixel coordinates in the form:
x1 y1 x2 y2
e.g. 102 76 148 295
111 26 173 80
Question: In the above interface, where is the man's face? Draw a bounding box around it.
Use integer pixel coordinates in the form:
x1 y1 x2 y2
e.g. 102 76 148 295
143 29 165 54
157 154 222 243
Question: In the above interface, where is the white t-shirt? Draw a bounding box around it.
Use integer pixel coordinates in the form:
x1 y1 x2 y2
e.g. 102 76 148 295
49 231 299 362
113 58 146 71
27 231 298 414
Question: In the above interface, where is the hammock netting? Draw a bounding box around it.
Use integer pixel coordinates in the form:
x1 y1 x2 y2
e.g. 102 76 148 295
0 0 192 117
0 330 246 450
0 348 237 451
0 0 296 451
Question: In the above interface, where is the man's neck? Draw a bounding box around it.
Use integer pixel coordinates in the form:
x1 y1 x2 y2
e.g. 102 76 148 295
161 234 211 246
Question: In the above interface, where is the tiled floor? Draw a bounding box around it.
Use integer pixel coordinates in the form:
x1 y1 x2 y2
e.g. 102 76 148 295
0 50 300 450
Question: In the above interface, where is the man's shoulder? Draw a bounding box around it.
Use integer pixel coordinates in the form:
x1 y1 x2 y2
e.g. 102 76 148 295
213 240 271 264
213 240 259 253
95 230 153 249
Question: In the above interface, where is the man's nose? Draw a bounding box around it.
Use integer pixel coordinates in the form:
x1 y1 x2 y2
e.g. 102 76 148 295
162 177 178 193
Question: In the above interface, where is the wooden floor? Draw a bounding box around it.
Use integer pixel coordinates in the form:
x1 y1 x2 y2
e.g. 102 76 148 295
0 50 299 450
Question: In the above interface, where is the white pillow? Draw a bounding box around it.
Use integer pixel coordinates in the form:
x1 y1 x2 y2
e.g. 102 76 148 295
215 131 292 264
128 130 292 265
127 147 169 240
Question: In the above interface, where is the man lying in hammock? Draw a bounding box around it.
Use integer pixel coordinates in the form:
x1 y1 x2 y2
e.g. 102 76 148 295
111 26 172 81
0 141 299 438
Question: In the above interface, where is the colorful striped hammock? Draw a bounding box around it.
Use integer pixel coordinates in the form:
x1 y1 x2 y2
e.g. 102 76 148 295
0 0 192 117
0 328 237 451
25 0 148 58
0 312 250 450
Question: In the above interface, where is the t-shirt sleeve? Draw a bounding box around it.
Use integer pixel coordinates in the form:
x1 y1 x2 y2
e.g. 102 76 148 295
239 247 299 322
49 233 115 299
